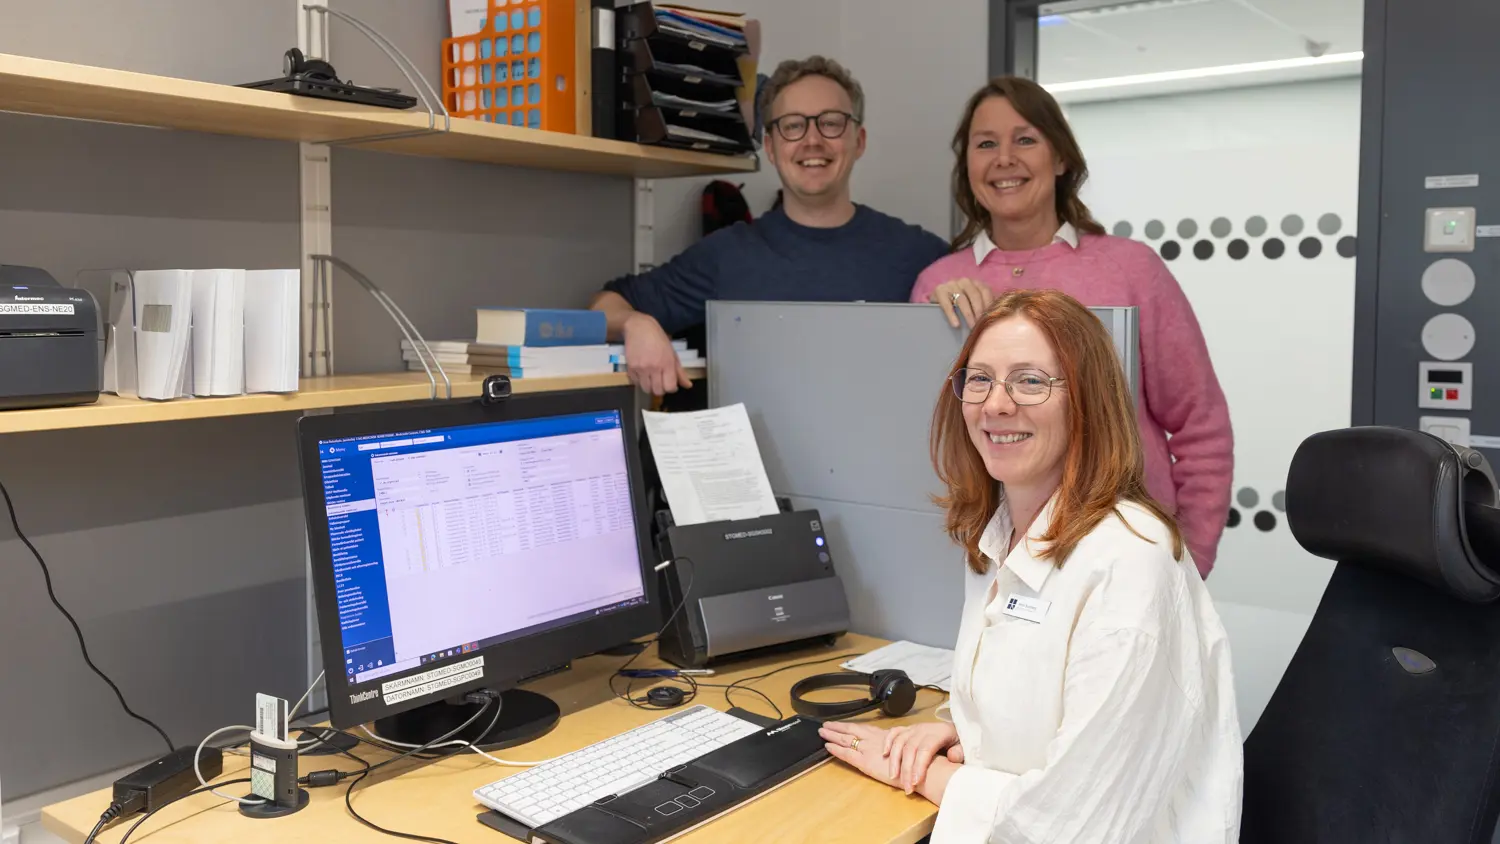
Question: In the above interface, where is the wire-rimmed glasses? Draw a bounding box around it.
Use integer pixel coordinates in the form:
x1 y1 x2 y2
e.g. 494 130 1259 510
950 368 1065 405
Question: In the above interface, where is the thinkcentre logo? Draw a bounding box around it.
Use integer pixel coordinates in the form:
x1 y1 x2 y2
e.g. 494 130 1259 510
724 528 773 541
350 689 381 704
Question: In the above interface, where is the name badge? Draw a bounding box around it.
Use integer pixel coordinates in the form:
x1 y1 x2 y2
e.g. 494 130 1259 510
1001 593 1050 624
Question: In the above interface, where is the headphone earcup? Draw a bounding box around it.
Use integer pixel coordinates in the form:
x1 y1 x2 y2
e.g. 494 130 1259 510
283 47 306 77
869 669 917 717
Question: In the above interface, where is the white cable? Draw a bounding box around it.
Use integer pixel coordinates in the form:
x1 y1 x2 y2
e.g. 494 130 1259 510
195 671 329 802
358 725 562 767
289 670 325 732
196 725 267 805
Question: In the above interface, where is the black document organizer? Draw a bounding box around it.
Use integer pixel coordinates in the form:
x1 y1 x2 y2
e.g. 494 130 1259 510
613 2 754 155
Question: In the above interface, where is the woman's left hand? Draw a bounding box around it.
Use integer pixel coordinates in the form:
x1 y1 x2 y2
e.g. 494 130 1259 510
819 721 902 789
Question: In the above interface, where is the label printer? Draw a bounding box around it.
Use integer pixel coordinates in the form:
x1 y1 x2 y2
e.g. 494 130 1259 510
654 507 852 669
0 265 101 410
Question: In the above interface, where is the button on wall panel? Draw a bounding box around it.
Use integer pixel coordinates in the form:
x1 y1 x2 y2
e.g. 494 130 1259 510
1425 207 1477 252
1420 416 1471 447
1421 313 1476 361
1421 258 1477 306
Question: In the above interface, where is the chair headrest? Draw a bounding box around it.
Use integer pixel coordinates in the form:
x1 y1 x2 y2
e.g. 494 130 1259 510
1286 426 1500 602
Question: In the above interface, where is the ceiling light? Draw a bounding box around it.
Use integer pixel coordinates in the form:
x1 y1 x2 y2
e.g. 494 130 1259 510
1044 50 1363 94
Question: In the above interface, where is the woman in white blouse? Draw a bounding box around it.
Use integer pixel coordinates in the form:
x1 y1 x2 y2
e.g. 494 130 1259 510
820 288 1243 843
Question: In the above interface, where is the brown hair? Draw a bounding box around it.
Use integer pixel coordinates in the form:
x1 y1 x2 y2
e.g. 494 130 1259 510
950 76 1105 251
930 289 1182 574
757 55 866 126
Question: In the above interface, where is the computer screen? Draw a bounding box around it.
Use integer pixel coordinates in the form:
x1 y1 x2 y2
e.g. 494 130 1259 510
298 387 659 744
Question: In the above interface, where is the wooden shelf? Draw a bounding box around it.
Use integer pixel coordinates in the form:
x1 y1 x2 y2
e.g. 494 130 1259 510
0 52 756 178
0 370 702 435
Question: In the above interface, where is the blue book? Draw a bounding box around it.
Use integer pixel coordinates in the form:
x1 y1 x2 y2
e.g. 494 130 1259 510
475 308 607 347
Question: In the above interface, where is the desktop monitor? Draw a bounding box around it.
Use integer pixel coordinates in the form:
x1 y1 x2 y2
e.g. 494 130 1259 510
296 386 660 748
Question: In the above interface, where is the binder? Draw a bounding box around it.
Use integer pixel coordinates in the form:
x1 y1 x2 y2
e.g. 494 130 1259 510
590 0 617 139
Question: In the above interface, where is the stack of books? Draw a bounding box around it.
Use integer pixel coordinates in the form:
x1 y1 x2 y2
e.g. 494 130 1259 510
608 339 705 372
403 307 615 379
403 307 706 379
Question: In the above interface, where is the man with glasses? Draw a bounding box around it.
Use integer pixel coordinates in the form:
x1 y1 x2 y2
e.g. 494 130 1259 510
590 55 950 397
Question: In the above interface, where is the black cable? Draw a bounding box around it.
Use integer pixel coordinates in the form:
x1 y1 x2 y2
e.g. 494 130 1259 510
607 556 698 710
82 817 107 844
720 651 869 720
115 778 251 844
340 695 498 844
0 475 175 754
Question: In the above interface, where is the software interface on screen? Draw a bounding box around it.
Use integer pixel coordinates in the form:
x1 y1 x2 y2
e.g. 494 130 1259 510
317 410 646 687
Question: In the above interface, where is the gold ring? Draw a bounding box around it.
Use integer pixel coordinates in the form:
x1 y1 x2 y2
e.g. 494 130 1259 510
850 736 861 751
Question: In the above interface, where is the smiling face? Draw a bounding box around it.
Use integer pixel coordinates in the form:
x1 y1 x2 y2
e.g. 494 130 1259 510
765 75 866 205
961 316 1070 496
966 95 1065 230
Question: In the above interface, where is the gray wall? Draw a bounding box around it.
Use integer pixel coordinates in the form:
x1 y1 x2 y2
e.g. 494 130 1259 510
0 0 632 799
1355 0 1498 437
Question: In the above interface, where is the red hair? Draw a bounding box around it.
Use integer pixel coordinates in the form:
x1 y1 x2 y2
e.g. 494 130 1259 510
930 289 1183 573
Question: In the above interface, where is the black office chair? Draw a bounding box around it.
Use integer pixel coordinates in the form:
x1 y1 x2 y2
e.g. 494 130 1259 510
1242 425 1500 843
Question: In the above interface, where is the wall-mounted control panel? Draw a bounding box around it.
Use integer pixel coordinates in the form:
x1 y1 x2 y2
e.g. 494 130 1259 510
1418 361 1473 410
1425 207 1477 252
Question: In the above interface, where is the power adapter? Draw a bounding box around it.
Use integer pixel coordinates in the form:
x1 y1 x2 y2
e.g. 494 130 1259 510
99 746 223 827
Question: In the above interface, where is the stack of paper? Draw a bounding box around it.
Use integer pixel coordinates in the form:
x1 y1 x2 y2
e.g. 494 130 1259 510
244 269 301 393
132 270 194 401
843 641 955 692
190 269 247 396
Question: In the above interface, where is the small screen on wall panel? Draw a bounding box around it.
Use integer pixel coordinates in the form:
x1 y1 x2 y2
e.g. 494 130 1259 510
1429 370 1464 384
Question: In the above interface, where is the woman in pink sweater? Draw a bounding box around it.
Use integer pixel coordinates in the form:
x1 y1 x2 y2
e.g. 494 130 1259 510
910 76 1233 576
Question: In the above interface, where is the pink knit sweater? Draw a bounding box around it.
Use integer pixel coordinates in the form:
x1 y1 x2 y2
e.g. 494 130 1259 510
911 232 1234 577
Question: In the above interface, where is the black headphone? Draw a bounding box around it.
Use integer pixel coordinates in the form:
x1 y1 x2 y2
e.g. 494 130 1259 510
789 669 917 720
283 47 339 81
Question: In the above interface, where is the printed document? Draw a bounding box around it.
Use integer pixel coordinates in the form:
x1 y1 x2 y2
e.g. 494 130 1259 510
843 640 955 692
642 403 779 526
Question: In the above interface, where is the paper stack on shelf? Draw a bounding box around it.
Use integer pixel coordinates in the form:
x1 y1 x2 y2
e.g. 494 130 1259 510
190 268 246 397
102 267 302 400
131 270 194 401
243 269 301 393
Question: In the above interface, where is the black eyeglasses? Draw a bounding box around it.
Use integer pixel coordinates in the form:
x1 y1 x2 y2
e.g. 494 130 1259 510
950 368 1065 406
765 110 859 142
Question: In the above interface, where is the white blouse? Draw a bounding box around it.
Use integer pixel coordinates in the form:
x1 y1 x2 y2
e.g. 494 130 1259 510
929 495 1243 844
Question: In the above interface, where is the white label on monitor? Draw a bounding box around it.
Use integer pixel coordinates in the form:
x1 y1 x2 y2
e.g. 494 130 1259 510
381 657 485 705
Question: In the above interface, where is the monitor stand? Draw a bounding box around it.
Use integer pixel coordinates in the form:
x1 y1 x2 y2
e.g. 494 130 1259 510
371 688 560 751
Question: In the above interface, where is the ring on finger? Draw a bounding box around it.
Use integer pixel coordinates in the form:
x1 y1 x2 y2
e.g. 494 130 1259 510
950 291 963 304
850 736 861 751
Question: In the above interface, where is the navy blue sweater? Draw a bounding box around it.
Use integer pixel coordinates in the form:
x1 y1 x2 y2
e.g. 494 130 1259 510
603 204 950 335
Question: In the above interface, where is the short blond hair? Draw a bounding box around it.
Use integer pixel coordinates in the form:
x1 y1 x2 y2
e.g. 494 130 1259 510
758 56 865 125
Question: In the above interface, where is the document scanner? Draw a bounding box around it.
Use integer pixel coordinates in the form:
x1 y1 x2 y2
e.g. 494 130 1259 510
0 265 100 411
654 508 852 668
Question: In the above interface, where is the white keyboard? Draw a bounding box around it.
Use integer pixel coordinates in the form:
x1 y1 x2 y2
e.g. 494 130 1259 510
474 705 762 829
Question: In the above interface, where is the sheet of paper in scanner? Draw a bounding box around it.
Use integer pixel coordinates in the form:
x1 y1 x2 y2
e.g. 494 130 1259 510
642 402 780 526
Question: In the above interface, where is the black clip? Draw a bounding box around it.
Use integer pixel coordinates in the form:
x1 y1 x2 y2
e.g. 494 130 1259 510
479 374 512 405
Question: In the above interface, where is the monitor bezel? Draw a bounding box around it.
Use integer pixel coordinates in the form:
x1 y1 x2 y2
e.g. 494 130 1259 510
296 385 660 731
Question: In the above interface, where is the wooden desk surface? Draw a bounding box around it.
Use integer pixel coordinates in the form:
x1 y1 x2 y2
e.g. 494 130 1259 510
43 634 941 844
